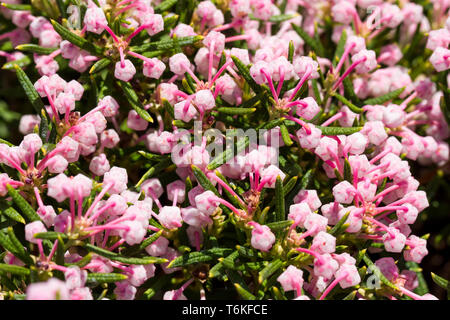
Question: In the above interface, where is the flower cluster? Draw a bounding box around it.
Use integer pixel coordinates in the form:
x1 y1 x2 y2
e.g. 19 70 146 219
0 0 448 300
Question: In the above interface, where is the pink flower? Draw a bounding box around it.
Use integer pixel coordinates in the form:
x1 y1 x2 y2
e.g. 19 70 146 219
26 279 70 300
248 222 276 252
25 221 47 244
277 265 304 293
114 60 136 82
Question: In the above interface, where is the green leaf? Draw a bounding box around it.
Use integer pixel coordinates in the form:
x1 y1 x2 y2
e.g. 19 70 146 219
288 40 294 63
329 211 350 236
154 0 178 13
280 124 293 146
362 254 399 292
333 29 347 67
234 283 256 300
0 138 14 147
130 35 203 53
86 273 128 284
405 261 428 295
135 158 171 188
332 92 363 114
117 80 153 123
138 230 163 251
2 207 25 224
67 252 93 268
84 244 167 265
50 19 103 55
266 220 293 232
137 150 167 162
2 56 31 70
363 88 405 105
207 136 250 170
143 274 171 299
7 227 33 265
343 77 362 107
275 176 285 222
6 185 41 222
15 44 57 55
89 58 111 74
268 13 298 23
231 55 262 94
168 248 232 268
316 126 362 135
291 23 325 56
343 290 357 300
343 158 353 182
214 171 246 210
219 250 240 270
34 232 68 241
0 264 30 276
0 3 31 10
191 165 220 196
299 169 314 190
431 272 449 291
258 259 283 284
13 65 49 140
0 232 20 257
217 107 256 115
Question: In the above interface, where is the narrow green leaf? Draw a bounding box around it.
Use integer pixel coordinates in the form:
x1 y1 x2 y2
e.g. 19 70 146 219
343 290 357 300
431 272 449 291
217 107 256 115
191 165 220 196
363 88 405 106
154 0 178 13
316 126 363 135
275 176 285 222
13 65 49 140
6 185 41 222
259 259 283 283
329 211 350 236
207 136 249 170
2 207 25 224
138 230 163 251
342 77 362 107
214 171 245 210
86 273 128 284
2 56 31 70
16 44 57 55
0 264 30 276
130 35 203 53
89 58 111 74
280 124 293 146
0 138 14 146
219 250 240 270
291 23 325 56
234 283 256 300
333 29 347 67
299 169 314 189
288 40 294 63
269 13 298 23
332 92 363 114
343 158 353 182
34 231 68 241
7 227 33 265
231 55 262 94
1 3 31 10
362 254 399 292
50 19 103 55
117 80 153 123
266 220 293 231
168 248 232 268
84 244 167 265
